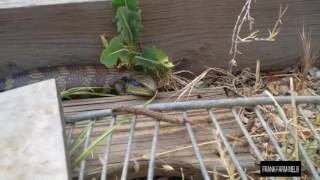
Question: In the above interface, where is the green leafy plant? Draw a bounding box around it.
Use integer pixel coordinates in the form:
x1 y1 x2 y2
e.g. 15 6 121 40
69 121 95 156
69 116 133 175
100 0 174 79
70 119 127 169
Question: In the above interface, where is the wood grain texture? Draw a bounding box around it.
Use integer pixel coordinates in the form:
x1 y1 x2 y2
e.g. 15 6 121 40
0 0 107 9
64 88 255 179
0 0 320 78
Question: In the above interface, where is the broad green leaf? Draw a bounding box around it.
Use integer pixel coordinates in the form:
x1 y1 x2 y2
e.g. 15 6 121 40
115 7 143 45
100 37 129 68
134 47 174 68
133 47 174 78
112 0 140 12
142 48 174 68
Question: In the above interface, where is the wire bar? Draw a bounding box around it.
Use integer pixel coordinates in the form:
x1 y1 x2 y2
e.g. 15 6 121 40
65 95 320 179
231 109 277 180
231 108 264 161
298 143 319 179
67 124 74 143
183 112 211 180
297 106 320 142
208 110 248 180
100 116 117 180
273 105 319 179
65 96 320 123
254 108 287 160
147 120 160 180
121 115 137 180
78 121 94 180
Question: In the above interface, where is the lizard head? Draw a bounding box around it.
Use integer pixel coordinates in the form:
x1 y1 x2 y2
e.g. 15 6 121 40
115 73 157 97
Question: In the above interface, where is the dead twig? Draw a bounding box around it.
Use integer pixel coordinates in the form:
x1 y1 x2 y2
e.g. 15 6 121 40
113 106 222 133
253 5 288 42
112 106 185 125
229 1 288 70
255 59 261 91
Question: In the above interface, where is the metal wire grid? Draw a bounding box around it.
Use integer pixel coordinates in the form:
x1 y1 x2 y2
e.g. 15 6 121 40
65 96 320 180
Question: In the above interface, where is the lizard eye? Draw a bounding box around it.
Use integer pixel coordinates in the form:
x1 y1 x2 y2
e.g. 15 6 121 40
122 76 145 87
129 79 144 87
121 76 129 81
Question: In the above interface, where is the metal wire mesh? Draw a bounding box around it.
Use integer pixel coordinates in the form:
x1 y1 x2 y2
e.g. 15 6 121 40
65 96 320 180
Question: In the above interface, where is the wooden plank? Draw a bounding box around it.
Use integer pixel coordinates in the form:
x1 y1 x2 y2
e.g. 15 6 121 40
0 0 319 78
64 88 255 178
62 88 226 113
0 0 104 9
0 80 70 180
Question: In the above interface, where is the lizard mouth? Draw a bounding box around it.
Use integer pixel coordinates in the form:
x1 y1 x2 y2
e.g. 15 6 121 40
125 83 155 97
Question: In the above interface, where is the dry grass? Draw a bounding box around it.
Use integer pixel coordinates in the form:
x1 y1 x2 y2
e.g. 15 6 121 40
255 60 261 91
215 137 236 180
172 68 214 101
158 70 191 92
168 40 319 177
290 78 299 160
299 25 319 89
172 67 236 100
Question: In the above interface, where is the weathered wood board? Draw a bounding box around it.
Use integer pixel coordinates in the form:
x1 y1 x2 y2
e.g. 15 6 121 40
0 0 320 79
63 88 255 179
0 79 70 180
0 0 101 8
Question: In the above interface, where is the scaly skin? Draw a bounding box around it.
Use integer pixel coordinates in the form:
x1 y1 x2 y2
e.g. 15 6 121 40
0 64 157 96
